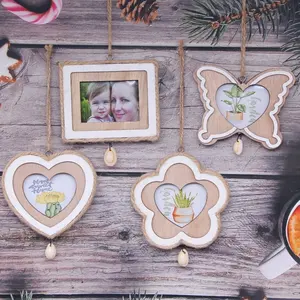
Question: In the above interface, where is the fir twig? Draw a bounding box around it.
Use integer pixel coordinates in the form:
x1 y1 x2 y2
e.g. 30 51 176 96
182 0 299 45
123 290 162 300
282 11 300 79
11 291 33 300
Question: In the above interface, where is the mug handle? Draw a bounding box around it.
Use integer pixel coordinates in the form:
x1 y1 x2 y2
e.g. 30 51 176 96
259 244 297 279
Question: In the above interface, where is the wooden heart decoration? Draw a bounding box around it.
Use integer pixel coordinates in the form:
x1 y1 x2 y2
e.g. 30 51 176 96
154 183 207 228
195 66 295 149
216 84 270 129
132 153 230 249
2 151 96 239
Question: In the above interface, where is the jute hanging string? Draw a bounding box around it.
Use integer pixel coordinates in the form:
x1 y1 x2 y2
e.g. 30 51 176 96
103 0 118 166
240 0 247 82
178 40 185 153
45 44 53 155
234 0 247 152
107 0 113 60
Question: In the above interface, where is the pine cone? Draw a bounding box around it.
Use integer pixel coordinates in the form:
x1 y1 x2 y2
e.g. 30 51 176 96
117 0 159 25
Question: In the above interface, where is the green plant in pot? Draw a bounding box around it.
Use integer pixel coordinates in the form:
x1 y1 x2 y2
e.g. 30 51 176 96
172 189 196 224
222 85 255 121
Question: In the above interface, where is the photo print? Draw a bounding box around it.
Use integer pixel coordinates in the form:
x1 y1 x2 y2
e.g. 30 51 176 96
80 80 140 124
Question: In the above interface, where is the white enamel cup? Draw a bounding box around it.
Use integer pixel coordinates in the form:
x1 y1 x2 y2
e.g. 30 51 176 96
259 193 300 279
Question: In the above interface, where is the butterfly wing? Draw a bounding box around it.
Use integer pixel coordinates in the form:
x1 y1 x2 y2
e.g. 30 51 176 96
194 66 238 145
244 69 295 149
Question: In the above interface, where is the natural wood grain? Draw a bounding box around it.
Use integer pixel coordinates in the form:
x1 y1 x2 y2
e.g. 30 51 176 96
0 48 299 175
0 175 299 298
0 0 287 47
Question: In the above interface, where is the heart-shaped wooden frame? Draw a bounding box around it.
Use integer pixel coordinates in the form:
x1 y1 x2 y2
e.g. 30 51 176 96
132 153 230 249
2 151 96 239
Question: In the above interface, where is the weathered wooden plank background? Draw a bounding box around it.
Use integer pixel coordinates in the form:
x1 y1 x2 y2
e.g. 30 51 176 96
0 0 288 47
1 1 300 299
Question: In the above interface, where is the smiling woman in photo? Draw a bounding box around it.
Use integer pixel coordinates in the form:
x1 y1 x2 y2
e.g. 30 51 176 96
111 81 139 122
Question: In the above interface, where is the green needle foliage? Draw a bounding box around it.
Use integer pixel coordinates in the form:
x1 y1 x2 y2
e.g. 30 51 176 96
123 291 162 300
182 0 300 44
282 12 300 78
182 0 300 79
11 291 33 300
172 190 196 208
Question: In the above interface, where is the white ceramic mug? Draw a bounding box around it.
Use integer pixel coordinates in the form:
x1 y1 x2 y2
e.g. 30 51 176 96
259 194 300 279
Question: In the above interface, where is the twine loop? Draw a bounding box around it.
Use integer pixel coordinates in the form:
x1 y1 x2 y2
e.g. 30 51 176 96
107 0 113 60
240 0 247 80
45 44 53 155
178 40 185 153
238 75 247 84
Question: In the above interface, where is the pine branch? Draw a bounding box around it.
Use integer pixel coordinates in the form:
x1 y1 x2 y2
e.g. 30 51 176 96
11 291 33 300
282 11 300 78
182 0 300 45
123 291 162 300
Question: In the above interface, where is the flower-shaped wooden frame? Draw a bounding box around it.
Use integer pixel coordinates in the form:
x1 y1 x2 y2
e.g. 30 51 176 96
131 153 230 249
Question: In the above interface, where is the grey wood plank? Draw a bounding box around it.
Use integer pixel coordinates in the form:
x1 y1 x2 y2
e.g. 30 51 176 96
0 176 298 298
0 0 287 47
0 48 299 175
2 298 231 300
3 297 230 300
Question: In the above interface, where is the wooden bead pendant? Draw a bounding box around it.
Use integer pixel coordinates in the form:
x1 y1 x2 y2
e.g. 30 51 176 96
104 146 117 167
177 249 189 267
45 242 56 260
233 136 243 155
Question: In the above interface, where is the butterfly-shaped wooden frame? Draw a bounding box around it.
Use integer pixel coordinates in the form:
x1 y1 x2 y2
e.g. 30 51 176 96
195 66 295 149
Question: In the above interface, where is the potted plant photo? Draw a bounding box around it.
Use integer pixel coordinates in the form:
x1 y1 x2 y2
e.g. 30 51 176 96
222 85 255 121
172 189 196 224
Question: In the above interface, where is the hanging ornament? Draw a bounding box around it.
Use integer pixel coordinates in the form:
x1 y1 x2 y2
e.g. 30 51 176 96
0 42 22 83
59 0 159 168
132 41 230 266
1 0 62 25
194 0 295 155
2 45 96 258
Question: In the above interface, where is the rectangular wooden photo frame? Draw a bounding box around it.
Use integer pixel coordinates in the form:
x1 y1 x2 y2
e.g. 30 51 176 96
59 61 159 143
